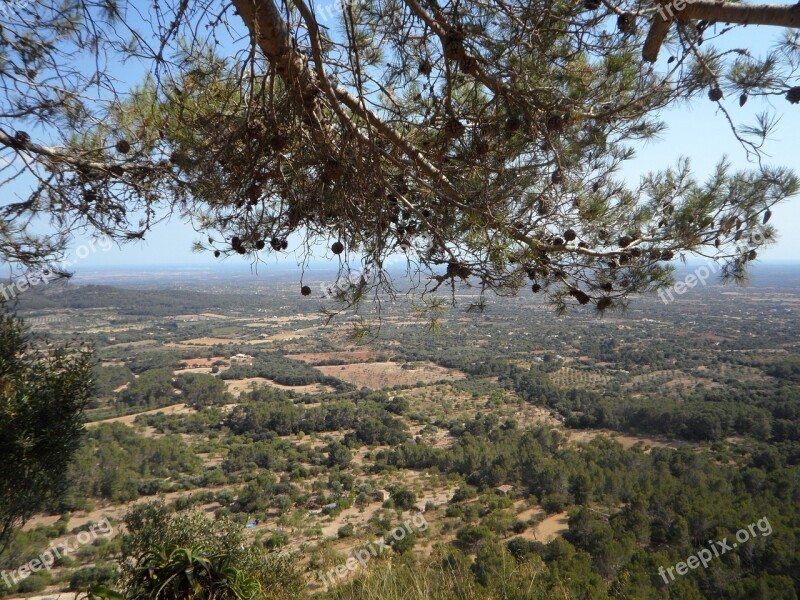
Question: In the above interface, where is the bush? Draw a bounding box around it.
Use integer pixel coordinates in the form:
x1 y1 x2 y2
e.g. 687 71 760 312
451 487 477 503
455 524 493 552
541 492 569 514
16 571 52 593
216 490 235 505
507 537 545 561
55 555 78 568
68 562 118 592
387 397 410 415
337 523 355 538
264 532 289 549
511 520 528 534
55 514 71 536
215 507 232 519
391 531 417 554
390 489 417 510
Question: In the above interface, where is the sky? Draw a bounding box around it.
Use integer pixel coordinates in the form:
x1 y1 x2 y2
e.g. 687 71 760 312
7 9 800 269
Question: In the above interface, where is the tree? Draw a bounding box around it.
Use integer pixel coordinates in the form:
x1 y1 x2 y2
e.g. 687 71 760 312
390 488 418 510
173 372 233 408
0 311 93 552
1 0 799 315
326 441 353 468
118 368 176 409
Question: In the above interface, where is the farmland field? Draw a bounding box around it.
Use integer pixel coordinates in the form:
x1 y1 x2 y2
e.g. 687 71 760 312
3 265 800 599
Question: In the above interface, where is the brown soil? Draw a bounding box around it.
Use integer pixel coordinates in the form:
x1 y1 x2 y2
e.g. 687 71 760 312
314 362 464 389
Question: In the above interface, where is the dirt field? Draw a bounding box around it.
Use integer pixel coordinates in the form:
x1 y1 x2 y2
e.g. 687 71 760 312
84 323 153 334
86 403 195 427
174 356 236 375
314 361 464 389
180 357 232 367
566 429 692 451
287 351 381 364
173 313 230 320
224 377 334 396
267 328 317 341
518 511 569 542
176 337 240 346
23 484 237 534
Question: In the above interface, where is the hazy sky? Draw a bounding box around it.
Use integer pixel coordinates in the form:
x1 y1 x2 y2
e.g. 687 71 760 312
13 18 800 268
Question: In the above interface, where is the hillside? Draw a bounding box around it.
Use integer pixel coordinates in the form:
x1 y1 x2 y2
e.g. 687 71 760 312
2 265 799 599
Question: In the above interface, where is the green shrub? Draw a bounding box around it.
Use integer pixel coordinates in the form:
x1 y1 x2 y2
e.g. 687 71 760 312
16 571 52 593
390 489 417 510
68 562 118 592
455 524 493 552
264 532 289 549
390 532 417 554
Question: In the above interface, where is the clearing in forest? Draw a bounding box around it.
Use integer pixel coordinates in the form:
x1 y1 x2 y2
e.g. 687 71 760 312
313 361 464 389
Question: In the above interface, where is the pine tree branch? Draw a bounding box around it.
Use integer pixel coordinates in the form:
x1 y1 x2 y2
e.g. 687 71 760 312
644 0 800 62
0 129 127 175
231 0 459 197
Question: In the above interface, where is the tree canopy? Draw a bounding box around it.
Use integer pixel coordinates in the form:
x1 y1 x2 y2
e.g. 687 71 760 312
0 311 93 551
1 0 799 313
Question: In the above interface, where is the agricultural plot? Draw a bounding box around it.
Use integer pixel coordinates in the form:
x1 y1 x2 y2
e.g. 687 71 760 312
549 366 613 388
7 267 800 600
287 351 382 364
313 362 464 389
224 377 334 396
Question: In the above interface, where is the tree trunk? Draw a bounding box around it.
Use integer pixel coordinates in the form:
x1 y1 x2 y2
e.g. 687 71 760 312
643 1 800 62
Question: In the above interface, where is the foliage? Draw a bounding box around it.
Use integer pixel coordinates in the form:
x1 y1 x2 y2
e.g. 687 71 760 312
225 395 409 447
70 562 119 592
0 0 799 317
93 364 135 397
124 544 263 599
105 501 305 600
220 352 345 389
60 423 201 506
174 372 234 408
0 311 93 551
118 367 177 409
